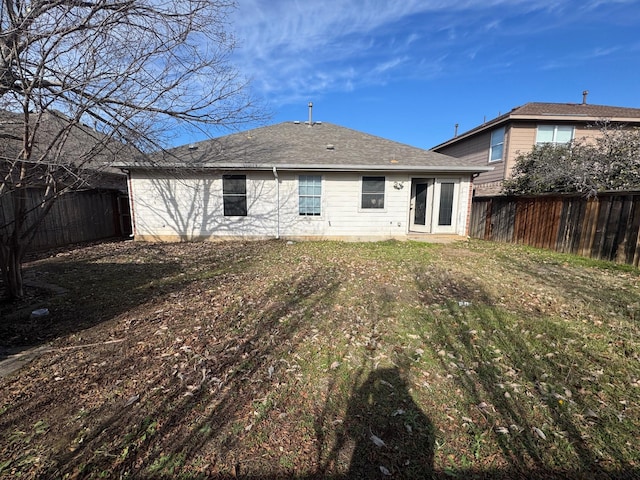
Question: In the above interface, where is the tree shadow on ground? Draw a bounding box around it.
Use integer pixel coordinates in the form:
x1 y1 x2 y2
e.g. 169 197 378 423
0 240 263 349
495 252 640 321
3 241 640 479
414 270 640 480
0 250 182 347
16 259 343 478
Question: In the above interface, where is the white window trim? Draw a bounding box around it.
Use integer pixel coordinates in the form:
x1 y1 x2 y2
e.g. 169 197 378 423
432 178 459 234
360 175 387 212
298 174 323 217
489 127 505 163
222 174 247 217
536 125 575 145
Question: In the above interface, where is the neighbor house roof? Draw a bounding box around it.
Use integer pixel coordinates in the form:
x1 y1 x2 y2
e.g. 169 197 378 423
432 102 640 150
1 109 136 191
121 121 491 174
511 102 640 119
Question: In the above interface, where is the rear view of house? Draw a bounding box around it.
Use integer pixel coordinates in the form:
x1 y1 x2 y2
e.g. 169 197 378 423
121 121 490 242
432 96 640 196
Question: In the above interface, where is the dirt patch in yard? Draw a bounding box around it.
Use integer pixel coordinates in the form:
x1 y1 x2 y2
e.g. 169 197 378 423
1 239 639 479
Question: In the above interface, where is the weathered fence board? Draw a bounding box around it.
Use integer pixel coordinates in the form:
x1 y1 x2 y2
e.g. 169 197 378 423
0 188 130 251
471 192 640 267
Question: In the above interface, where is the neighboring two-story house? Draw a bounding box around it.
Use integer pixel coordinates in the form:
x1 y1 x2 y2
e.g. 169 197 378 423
431 98 640 196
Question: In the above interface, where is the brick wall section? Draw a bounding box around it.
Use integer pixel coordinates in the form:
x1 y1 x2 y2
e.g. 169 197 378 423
466 177 474 236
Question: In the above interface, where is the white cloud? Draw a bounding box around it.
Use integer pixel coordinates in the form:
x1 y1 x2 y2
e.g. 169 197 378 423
541 44 627 71
584 0 638 9
372 56 409 75
406 33 421 46
590 46 621 57
229 0 638 106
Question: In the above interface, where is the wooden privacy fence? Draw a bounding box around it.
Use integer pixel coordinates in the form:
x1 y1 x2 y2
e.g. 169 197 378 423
470 192 640 266
0 188 132 251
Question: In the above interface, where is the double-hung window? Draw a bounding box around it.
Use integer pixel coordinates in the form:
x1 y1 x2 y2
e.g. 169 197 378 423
361 176 385 209
299 175 321 216
222 174 247 216
536 125 574 145
489 127 505 162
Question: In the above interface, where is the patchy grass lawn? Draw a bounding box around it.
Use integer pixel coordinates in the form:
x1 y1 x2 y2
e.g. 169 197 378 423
1 239 639 479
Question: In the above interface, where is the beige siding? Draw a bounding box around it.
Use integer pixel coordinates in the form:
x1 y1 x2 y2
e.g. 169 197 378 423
574 124 603 144
505 123 612 177
436 120 640 197
129 171 473 240
505 123 537 177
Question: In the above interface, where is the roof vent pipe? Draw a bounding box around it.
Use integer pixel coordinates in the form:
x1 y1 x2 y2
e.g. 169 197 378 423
308 101 313 127
454 123 459 137
582 90 589 105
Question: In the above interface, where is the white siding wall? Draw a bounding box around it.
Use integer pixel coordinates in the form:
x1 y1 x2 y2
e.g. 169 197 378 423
129 170 472 240
130 171 277 240
277 172 409 237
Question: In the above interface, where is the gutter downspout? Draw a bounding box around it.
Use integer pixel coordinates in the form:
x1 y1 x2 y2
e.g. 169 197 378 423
272 166 280 239
123 169 137 239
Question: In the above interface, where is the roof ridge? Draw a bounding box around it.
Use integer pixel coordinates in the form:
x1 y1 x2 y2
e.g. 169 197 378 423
515 101 640 111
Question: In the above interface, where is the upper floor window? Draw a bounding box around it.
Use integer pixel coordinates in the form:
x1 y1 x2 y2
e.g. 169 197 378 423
489 127 505 162
299 175 321 216
222 174 247 216
536 125 574 145
361 176 385 209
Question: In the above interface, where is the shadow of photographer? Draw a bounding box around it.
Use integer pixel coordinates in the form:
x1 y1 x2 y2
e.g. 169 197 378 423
332 366 435 478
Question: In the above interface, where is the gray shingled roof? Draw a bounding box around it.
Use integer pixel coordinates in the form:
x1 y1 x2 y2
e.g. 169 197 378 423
133 122 488 173
1 110 132 191
0 110 138 165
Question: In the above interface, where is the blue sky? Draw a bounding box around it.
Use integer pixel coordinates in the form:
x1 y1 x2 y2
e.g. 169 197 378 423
197 0 640 150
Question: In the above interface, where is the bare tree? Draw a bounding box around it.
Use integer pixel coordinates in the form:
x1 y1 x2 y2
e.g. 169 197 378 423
503 126 640 197
0 0 260 299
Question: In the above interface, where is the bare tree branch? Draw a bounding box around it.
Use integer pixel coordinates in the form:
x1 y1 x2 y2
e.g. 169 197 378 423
503 125 640 197
0 0 262 298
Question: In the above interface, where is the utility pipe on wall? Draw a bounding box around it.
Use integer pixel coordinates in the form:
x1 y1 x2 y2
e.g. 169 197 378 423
272 166 280 239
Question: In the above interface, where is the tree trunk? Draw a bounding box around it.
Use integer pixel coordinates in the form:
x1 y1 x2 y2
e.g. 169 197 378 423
1 187 29 301
0 239 25 300
1 187 60 300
